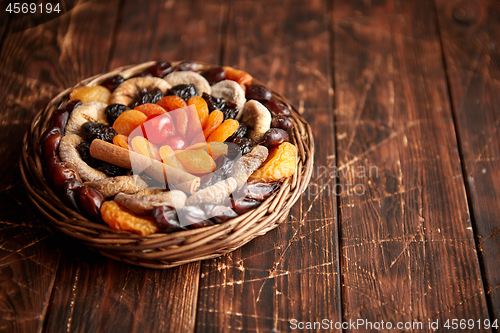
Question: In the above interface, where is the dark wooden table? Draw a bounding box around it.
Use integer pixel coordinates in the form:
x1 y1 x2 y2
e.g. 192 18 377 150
1 0 499 332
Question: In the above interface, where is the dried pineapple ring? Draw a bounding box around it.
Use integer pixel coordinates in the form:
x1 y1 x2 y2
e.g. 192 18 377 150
59 134 108 182
211 80 247 111
65 102 108 135
164 71 211 95
239 100 272 143
110 77 171 106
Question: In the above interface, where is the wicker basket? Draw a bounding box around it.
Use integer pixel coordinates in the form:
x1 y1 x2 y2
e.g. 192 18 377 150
20 61 314 269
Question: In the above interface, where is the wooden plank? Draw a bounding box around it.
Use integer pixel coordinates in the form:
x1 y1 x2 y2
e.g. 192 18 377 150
435 0 500 321
195 0 340 331
43 0 226 332
333 0 491 328
0 1 120 332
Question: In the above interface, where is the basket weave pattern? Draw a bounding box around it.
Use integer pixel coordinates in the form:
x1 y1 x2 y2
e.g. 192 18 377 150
20 61 314 269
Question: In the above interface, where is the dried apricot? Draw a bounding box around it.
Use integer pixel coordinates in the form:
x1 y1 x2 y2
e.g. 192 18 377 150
101 200 158 236
159 145 188 171
131 136 160 160
248 142 297 182
186 142 228 160
112 110 148 136
158 96 189 137
203 110 224 138
157 95 187 111
134 103 167 117
70 85 111 104
207 119 239 143
187 96 209 128
176 149 215 175
113 134 131 150
222 66 252 89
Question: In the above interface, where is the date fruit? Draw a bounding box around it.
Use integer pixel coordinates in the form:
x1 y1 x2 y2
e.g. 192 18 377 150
271 115 294 131
152 206 185 232
245 84 272 102
178 205 213 228
101 75 125 92
264 99 291 117
262 128 289 149
76 186 104 220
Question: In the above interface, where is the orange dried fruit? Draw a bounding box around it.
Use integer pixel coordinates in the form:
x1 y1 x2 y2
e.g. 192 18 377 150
134 103 167 117
113 134 130 150
158 96 189 137
176 149 216 175
112 110 148 136
222 66 253 89
202 110 224 138
248 142 297 182
101 200 158 236
157 95 187 111
159 145 188 171
187 96 209 128
70 85 111 104
131 136 160 160
207 119 239 143
186 142 228 160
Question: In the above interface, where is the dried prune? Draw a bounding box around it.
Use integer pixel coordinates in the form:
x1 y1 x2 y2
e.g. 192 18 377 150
105 103 130 125
202 204 238 223
264 99 291 116
101 75 124 92
81 122 117 143
174 61 199 72
76 186 104 220
222 102 239 121
230 137 255 155
262 128 289 149
231 197 261 214
239 181 281 201
178 206 213 228
133 87 164 107
152 206 186 232
226 123 248 142
202 92 226 112
143 61 173 77
245 84 272 102
166 84 198 102
271 115 294 131
201 67 226 85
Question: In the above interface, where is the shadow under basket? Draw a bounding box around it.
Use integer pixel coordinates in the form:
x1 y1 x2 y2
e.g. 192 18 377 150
20 61 314 269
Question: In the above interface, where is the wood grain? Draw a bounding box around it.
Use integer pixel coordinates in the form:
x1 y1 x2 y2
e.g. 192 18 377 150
43 0 226 332
435 0 500 321
0 1 120 331
333 0 491 328
195 0 340 331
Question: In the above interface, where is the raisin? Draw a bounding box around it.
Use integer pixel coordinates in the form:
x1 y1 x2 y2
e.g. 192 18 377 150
166 84 198 102
202 204 238 223
133 87 164 107
152 206 185 232
264 99 291 116
70 85 111 104
245 84 272 102
143 61 173 77
262 128 289 149
222 102 240 121
202 92 226 112
105 103 130 125
76 142 102 168
101 75 124 92
226 123 248 142
97 163 129 177
230 137 255 155
271 115 294 131
174 61 199 72
178 206 213 228
81 122 117 143
201 67 226 85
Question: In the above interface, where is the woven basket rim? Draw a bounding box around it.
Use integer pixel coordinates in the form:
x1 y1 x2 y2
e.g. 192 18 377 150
20 60 315 269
